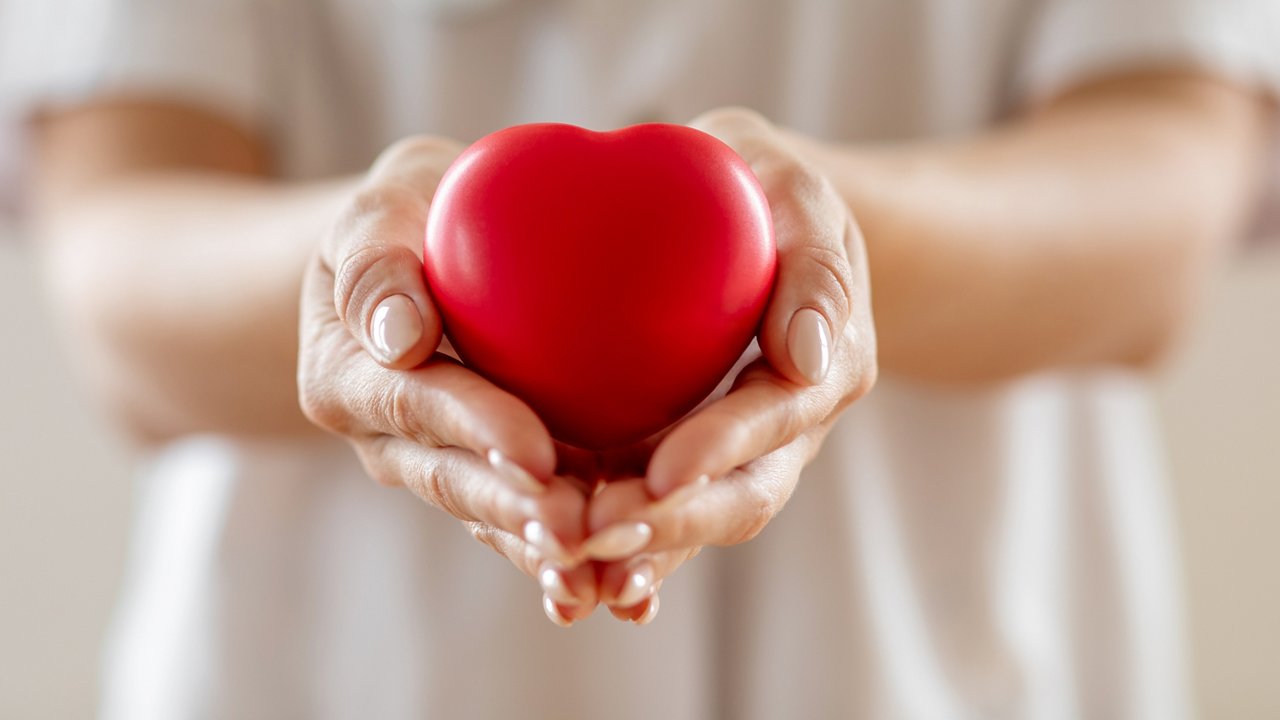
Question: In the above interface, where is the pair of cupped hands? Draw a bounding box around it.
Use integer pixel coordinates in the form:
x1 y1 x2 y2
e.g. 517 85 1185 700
298 109 877 627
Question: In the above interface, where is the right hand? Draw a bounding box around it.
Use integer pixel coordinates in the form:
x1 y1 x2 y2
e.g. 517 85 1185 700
297 137 599 625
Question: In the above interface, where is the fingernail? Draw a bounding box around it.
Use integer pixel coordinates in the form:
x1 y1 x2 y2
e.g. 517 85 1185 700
538 563 579 606
634 594 660 625
524 520 574 566
582 522 652 561
787 307 830 385
487 449 545 494
370 295 423 363
542 594 573 628
614 558 657 608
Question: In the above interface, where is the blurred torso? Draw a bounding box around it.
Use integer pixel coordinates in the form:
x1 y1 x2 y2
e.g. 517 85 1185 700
93 1 1191 718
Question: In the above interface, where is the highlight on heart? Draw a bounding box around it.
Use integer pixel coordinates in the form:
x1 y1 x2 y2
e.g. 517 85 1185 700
424 122 776 450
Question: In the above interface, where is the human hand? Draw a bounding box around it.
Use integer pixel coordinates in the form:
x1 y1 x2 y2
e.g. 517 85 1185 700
297 137 602 624
580 108 878 621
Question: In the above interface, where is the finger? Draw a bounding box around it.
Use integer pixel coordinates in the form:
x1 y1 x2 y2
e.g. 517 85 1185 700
754 166 860 387
599 547 696 610
645 349 864 497
589 443 811 557
538 561 600 623
532 552 605 620
300 260 557 487
465 521 541 575
465 519 600 625
644 278 873 497
355 439 586 564
692 109 864 387
607 589 661 625
323 136 463 369
460 478 587 577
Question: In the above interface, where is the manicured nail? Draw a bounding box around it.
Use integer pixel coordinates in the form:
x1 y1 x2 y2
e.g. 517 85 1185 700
614 558 656 608
787 307 830 385
542 594 573 628
524 520 573 566
487 449 545 494
634 594 660 625
538 563 579 606
582 522 652 561
370 295 423 363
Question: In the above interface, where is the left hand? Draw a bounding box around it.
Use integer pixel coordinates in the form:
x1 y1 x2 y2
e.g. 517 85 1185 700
561 108 878 623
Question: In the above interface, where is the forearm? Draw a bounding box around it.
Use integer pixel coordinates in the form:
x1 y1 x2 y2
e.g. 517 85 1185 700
36 173 355 440
798 73 1269 382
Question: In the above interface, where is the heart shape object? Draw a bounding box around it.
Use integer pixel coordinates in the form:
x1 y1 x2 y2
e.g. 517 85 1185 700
424 123 776 450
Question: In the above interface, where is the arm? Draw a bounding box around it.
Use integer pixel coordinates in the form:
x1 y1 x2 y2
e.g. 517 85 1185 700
798 70 1271 382
586 72 1272 616
32 100 355 439
31 101 598 623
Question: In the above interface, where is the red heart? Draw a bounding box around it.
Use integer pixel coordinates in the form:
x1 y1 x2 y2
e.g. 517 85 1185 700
424 123 776 450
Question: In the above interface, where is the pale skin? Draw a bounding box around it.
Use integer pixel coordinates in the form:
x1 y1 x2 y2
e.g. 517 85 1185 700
31 70 1269 625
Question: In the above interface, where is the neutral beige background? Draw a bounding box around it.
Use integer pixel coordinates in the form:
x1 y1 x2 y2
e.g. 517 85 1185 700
1 233 1277 719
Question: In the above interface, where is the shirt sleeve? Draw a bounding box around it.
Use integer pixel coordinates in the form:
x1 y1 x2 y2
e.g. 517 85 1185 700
1015 0 1280 243
0 0 272 215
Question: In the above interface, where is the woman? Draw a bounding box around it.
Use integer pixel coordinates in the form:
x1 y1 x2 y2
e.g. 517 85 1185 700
2 0 1276 717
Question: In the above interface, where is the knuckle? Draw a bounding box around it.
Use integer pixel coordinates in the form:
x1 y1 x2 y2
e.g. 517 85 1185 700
385 378 429 443
690 108 777 161
332 242 419 328
773 159 829 200
425 391 468 448
728 484 779 546
467 522 505 556
416 455 489 524
331 241 381 320
797 244 855 321
326 184 423 265
348 182 422 220
330 182 423 250
691 106 771 135
761 161 848 234
419 460 457 515
372 135 460 174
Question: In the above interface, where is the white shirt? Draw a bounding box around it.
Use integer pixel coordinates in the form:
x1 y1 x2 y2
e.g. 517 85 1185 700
3 1 1279 718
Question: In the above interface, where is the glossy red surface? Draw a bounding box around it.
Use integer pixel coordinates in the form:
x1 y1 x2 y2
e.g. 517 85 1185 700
425 123 775 450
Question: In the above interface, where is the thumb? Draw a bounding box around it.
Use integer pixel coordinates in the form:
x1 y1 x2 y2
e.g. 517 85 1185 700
691 110 855 387
324 136 462 369
757 200 858 386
